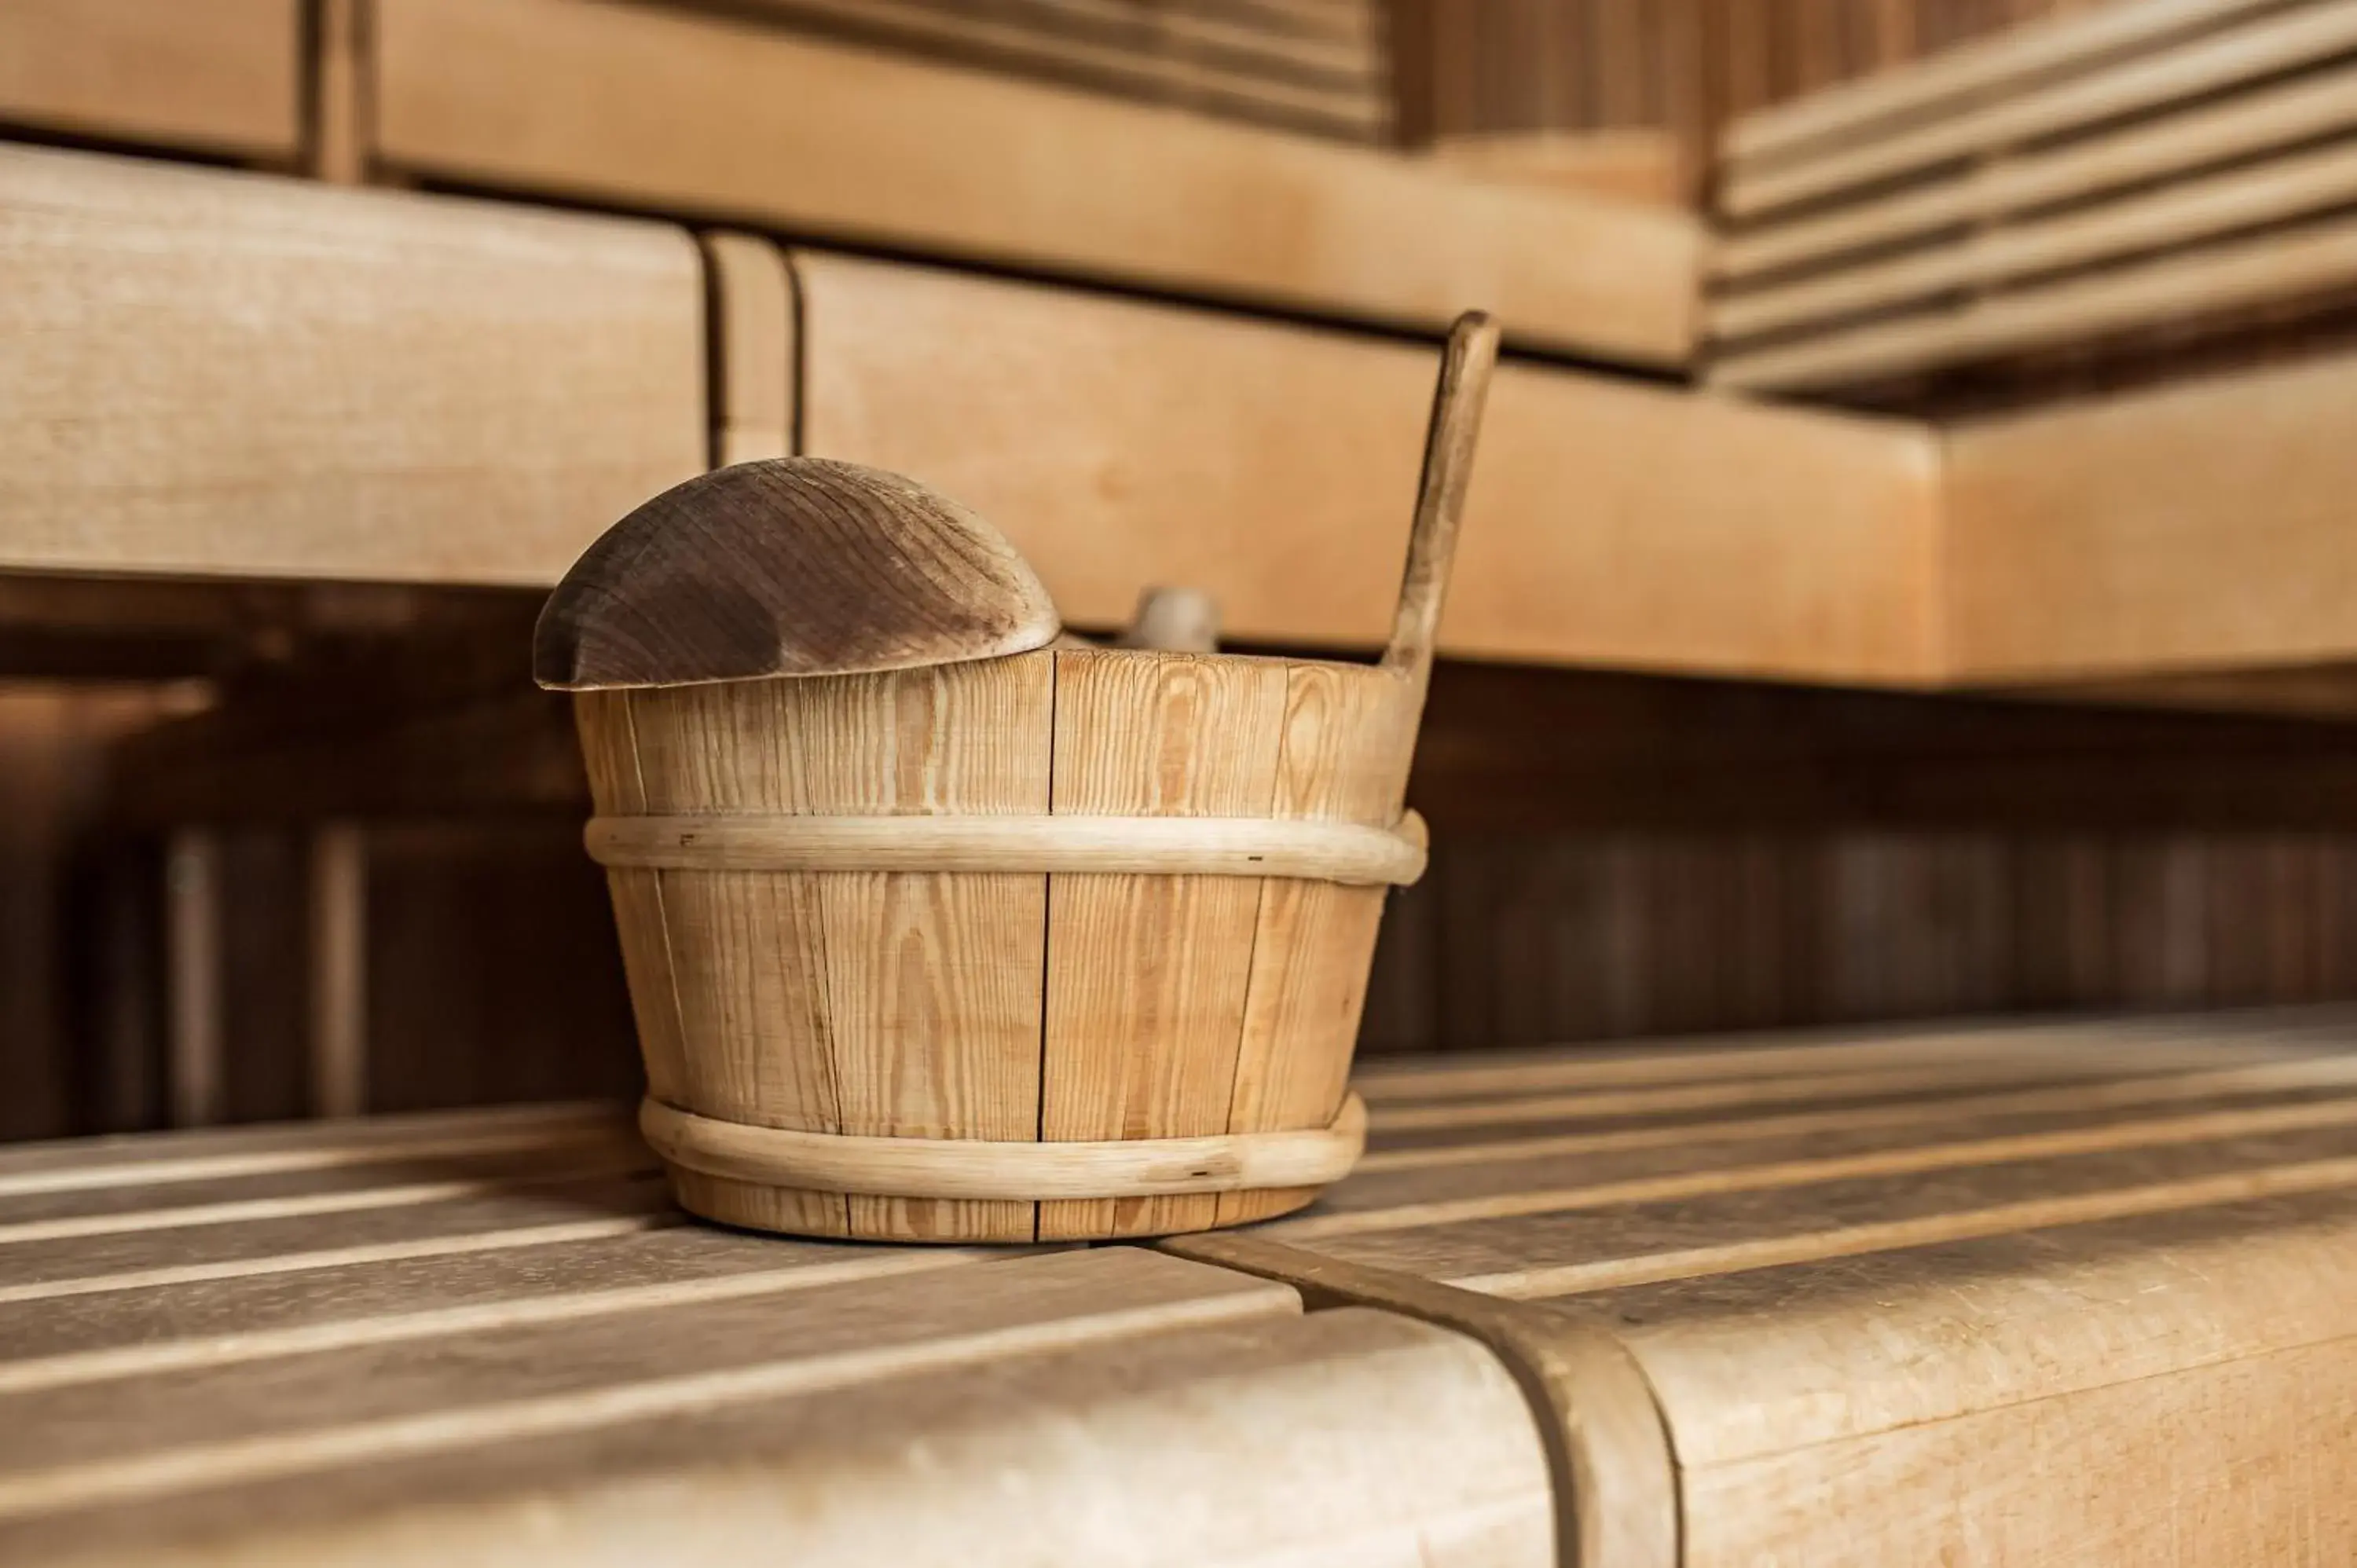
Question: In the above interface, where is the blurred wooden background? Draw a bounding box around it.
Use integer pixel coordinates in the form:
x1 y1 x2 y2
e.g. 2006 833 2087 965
1394 0 2118 200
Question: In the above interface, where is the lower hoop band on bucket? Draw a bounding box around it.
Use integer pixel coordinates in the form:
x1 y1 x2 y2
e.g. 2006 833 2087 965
586 812 1428 887
640 1093 1369 1201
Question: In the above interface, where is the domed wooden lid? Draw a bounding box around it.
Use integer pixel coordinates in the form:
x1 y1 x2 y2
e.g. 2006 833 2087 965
533 459 1061 690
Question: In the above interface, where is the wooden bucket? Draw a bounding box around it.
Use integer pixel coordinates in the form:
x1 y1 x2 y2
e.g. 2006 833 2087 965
556 318 1498 1241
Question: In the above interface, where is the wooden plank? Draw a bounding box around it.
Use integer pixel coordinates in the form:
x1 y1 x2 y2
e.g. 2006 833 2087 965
1717 133 2357 342
1725 2 2357 218
1942 350 2357 681
794 251 1942 683
1039 647 1288 1239
370 0 1701 366
0 0 302 162
0 1116 1554 1567
306 824 369 1120
163 830 223 1130
1711 209 2357 392
1713 59 2357 284
1722 0 2286 170
699 233 797 465
1428 130 1688 208
1175 1012 2357 1568
0 143 706 585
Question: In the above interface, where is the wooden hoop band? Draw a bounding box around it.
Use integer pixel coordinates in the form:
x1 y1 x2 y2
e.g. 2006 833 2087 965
640 1092 1369 1200
588 811 1428 887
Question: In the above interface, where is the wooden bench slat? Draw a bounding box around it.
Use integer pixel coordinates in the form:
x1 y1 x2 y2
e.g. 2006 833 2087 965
368 0 1699 366
0 0 301 162
1724 1 2357 218
0 143 708 585
1176 1010 2357 1566
0 1112 1554 1567
794 251 1938 683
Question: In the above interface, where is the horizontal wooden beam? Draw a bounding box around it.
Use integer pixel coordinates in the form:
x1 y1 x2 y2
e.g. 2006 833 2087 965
369 0 1700 366
1723 0 2352 217
1713 60 2357 286
0 142 707 586
0 0 301 163
1710 211 2357 394
792 251 1941 684
1942 351 2357 684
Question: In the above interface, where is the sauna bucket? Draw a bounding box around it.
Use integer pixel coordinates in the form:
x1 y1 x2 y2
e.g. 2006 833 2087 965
535 316 1500 1242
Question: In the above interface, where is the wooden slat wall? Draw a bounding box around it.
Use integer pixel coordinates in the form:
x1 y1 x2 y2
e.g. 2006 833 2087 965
1391 0 2111 200
640 0 1392 142
1710 0 2357 405
0 0 302 164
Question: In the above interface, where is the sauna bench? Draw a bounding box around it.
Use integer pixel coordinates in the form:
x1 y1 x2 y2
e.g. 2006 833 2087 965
0 1101 1550 1567
1178 1009 2357 1566
4 1013 2355 1565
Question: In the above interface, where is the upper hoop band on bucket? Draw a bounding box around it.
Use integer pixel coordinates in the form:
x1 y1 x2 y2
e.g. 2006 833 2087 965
586 811 1428 886
640 1093 1369 1201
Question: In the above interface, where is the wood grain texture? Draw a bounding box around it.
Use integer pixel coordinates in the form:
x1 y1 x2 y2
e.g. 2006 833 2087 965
0 143 705 585
0 0 301 161
641 1091 1365 1200
1170 1230 1679 1568
533 459 1060 689
1714 60 2357 284
1942 350 2357 682
1040 647 1291 1237
0 1115 1555 1568
583 809 1428 883
1207 1009 2357 1567
585 653 1057 1240
1710 0 2357 397
369 0 1701 365
795 251 1943 683
1725 0 2281 165
1724 0 2342 215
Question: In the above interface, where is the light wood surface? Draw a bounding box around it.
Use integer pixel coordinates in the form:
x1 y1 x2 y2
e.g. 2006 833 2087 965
368 0 1700 365
584 809 1428 884
1429 130 1687 209
1725 0 2357 218
1942 351 2357 682
0 0 301 162
698 232 797 466
0 1110 1554 1567
634 0 1390 141
1725 0 2283 166
1175 1009 2357 1566
1714 60 2357 284
0 143 706 585
794 252 1944 684
1710 0 2357 396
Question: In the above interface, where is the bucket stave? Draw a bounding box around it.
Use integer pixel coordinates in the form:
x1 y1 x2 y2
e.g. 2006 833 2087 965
577 643 1419 1240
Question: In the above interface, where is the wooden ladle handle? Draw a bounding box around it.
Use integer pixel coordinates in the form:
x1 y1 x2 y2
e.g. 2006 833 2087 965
1383 311 1501 691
